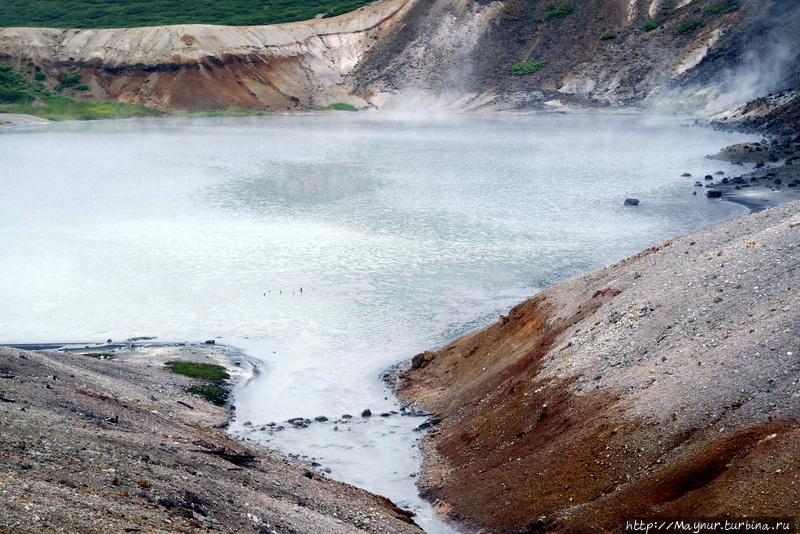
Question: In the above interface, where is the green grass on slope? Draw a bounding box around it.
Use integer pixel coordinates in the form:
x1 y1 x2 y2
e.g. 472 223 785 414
0 0 377 28
2 64 267 120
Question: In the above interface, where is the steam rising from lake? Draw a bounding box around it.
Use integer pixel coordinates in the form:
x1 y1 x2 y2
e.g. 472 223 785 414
0 112 754 531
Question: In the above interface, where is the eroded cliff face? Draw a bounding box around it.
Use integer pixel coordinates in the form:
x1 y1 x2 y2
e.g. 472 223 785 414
397 201 800 532
0 0 418 110
1 0 799 114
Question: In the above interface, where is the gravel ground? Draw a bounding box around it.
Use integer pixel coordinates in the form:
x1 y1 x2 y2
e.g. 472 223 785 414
0 344 423 534
398 199 800 533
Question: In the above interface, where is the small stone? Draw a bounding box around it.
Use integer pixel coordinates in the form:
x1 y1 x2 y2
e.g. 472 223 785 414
361 409 372 417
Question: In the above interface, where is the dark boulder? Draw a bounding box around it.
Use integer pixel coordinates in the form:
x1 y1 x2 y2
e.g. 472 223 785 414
623 198 640 206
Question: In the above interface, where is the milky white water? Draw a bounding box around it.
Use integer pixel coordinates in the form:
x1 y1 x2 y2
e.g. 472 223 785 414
0 112 754 532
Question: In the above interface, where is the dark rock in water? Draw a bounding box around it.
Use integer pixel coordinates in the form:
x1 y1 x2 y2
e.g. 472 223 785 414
204 339 215 344
315 416 328 422
774 178 782 185
715 171 725 175
341 414 353 419
288 417 305 426
721 177 729 184
705 175 713 180
415 418 443 431
380 412 391 417
361 409 372 417
706 190 722 198
411 351 435 369
695 182 703 187
788 181 798 188
681 173 692 177
623 198 639 206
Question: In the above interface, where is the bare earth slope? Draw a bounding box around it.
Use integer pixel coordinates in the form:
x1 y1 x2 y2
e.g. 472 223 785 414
398 200 800 533
0 344 423 534
0 0 417 110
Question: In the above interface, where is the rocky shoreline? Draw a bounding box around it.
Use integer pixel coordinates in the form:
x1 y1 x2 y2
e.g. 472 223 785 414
0 343 424 534
706 135 800 212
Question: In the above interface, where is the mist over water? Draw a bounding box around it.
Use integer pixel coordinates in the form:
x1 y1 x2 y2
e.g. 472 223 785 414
0 112 754 531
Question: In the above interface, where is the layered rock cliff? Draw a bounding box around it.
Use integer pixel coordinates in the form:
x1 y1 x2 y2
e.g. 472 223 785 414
398 200 800 532
0 0 416 110
2 0 799 118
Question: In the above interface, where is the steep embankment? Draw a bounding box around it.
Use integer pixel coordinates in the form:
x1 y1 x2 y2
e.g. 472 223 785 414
398 200 800 533
0 0 416 110
2 0 799 115
0 345 423 534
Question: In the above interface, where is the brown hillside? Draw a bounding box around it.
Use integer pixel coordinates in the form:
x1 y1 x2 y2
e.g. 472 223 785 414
398 200 800 533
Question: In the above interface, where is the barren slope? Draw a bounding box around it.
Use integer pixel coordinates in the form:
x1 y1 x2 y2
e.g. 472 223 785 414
0 344 423 534
398 200 800 533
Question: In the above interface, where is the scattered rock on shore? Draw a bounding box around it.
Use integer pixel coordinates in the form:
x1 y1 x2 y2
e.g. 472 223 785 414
0 344 423 534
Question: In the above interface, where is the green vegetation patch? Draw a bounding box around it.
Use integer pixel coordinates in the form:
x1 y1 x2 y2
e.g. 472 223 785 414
677 20 706 34
57 73 83 91
2 64 265 120
1 0 377 29
704 2 740 14
3 96 163 121
642 20 659 31
165 361 230 381
322 102 358 111
600 32 616 40
0 64 34 104
185 384 229 406
510 60 548 76
545 5 574 18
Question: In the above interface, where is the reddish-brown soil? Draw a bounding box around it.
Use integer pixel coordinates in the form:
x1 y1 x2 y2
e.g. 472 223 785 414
398 200 800 533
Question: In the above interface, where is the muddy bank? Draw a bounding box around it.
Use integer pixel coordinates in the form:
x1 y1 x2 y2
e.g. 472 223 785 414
0 343 424 534
398 200 800 533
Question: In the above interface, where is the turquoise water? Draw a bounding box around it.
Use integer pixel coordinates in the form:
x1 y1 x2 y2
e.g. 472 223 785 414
0 111 753 531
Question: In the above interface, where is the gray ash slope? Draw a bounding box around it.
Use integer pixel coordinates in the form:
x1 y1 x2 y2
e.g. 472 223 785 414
0 345 423 534
397 199 800 532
